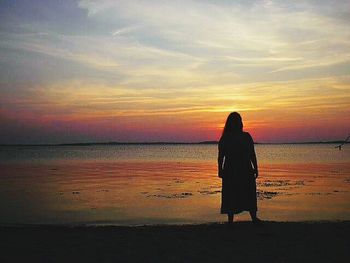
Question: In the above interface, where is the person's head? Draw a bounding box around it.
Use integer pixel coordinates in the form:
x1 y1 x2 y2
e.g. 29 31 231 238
222 112 243 136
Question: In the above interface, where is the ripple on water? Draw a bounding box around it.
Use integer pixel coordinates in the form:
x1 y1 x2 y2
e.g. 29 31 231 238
145 192 193 199
257 190 279 200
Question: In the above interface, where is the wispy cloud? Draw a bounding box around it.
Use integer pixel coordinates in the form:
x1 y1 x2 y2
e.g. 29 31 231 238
77 0 350 77
0 0 349 143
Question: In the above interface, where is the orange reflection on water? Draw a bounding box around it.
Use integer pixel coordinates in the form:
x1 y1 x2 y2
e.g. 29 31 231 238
0 161 349 224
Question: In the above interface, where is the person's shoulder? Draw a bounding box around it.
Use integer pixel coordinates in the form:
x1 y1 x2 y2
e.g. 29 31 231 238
219 135 226 145
243 131 252 137
219 133 232 146
243 132 254 141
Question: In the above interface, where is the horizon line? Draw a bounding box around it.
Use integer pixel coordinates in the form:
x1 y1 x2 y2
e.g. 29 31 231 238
0 140 349 146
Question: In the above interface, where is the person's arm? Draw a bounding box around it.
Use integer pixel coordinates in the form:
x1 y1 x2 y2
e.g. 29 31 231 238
218 141 225 178
251 148 258 178
249 134 259 178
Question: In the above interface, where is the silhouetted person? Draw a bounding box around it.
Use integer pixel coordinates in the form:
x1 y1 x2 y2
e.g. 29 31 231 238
218 112 261 224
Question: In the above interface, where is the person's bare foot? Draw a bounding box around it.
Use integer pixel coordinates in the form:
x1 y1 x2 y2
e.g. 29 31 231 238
252 218 264 225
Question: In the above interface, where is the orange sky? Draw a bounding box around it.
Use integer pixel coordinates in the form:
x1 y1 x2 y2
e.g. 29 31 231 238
0 1 349 143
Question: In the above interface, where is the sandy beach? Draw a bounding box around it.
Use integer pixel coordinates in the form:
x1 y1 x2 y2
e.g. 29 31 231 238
1 221 349 263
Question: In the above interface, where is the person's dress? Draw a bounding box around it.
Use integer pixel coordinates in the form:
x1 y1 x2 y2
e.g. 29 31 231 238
219 132 257 214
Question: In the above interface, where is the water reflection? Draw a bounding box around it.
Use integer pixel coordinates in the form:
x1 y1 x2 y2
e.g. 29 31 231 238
0 157 349 225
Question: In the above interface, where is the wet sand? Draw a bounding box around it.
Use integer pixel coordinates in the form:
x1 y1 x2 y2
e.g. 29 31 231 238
1 221 349 263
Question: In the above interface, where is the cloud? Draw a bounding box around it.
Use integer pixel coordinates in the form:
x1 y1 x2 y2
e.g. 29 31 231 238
0 0 349 143
75 0 350 86
2 0 350 86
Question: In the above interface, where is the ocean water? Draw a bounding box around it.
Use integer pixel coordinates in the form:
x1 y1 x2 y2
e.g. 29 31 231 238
0 144 349 225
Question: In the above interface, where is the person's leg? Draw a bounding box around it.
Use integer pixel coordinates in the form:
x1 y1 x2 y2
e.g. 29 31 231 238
249 210 257 221
250 210 263 224
228 212 234 224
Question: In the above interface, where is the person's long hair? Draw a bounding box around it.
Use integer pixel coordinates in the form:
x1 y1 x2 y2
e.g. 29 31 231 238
221 112 243 139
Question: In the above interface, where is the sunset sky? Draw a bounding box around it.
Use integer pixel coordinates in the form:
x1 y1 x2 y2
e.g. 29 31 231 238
0 0 349 144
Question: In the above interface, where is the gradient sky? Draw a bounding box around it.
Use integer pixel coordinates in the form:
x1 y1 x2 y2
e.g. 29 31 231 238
0 0 349 143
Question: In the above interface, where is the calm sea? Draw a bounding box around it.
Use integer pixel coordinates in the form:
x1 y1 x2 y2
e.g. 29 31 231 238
0 144 349 225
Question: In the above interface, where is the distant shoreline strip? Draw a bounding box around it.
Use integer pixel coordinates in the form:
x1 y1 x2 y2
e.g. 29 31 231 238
0 141 349 147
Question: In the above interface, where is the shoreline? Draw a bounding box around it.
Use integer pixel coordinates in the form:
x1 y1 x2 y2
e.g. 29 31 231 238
1 221 349 262
1 219 349 228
